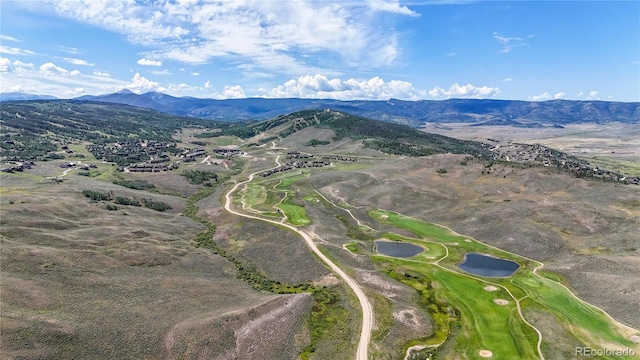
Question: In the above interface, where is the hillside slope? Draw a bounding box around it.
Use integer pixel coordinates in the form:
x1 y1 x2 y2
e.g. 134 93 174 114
211 109 492 158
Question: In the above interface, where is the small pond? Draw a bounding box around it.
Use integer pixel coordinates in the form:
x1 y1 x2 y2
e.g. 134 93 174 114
375 240 424 258
457 253 520 277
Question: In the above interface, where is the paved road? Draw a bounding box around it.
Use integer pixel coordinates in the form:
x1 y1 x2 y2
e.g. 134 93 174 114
223 156 373 360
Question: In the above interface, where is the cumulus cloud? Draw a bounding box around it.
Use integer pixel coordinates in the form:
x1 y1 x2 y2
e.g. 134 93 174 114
0 57 10 72
137 58 163 66
586 90 599 100
493 32 531 53
1 59 35 73
124 72 164 93
40 62 69 75
367 0 420 17
263 74 426 100
428 83 500 99
529 91 566 101
219 85 246 99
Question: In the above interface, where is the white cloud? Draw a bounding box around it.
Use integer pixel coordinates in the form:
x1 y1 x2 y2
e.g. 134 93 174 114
137 58 163 66
0 35 20 42
0 45 37 56
529 91 566 101
1 59 35 73
493 32 530 53
93 71 111 77
1 61 128 98
152 69 172 75
46 0 403 75
40 62 69 75
204 80 211 89
586 90 599 100
219 85 246 99
58 46 80 54
263 74 426 100
367 0 420 17
191 72 200 76
428 83 500 99
124 72 164 93
63 57 94 66
0 57 10 72
502 77 512 82
65 87 86 96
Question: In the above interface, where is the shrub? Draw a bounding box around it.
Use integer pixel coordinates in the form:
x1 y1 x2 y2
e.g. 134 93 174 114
82 190 111 201
305 139 330 146
436 168 448 174
113 179 156 190
142 199 172 212
182 169 218 185
114 196 141 207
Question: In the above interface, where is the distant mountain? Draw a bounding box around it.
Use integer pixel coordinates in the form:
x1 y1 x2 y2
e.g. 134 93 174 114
75 92 640 126
0 92 58 101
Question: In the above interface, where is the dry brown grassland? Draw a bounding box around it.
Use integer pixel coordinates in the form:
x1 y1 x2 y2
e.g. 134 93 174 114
0 161 312 359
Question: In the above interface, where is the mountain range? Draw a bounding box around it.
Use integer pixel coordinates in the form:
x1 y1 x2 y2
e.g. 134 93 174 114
2 90 639 126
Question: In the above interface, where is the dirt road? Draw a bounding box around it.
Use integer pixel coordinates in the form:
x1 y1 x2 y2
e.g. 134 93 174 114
223 156 373 360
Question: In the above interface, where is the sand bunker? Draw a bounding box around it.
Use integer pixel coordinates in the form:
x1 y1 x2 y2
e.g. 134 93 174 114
479 350 493 358
494 299 509 305
484 286 498 292
630 335 640 343
464 239 473 243
451 242 459 246
380 214 389 219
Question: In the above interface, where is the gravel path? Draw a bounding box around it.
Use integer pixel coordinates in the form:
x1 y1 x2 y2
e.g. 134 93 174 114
224 155 373 360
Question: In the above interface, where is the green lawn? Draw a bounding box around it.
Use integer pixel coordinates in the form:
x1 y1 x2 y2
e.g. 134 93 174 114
277 201 312 226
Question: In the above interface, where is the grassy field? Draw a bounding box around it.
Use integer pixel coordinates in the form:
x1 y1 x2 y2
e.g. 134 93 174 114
369 209 640 359
584 156 640 177
0 170 314 359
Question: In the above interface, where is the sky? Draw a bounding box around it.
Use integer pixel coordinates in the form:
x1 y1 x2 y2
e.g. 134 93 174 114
1 0 638 101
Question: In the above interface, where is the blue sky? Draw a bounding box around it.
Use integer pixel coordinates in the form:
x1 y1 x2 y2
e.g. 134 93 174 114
1 0 638 101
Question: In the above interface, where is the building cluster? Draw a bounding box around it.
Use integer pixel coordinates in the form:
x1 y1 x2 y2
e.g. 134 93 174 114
320 155 358 162
87 140 178 165
125 162 180 173
214 148 243 157
488 142 639 185
2 161 34 173
260 159 330 177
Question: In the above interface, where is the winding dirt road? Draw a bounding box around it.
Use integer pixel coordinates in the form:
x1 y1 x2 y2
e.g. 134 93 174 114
223 156 373 360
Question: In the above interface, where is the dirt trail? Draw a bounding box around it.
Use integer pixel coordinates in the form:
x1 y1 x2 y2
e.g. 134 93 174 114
223 155 373 360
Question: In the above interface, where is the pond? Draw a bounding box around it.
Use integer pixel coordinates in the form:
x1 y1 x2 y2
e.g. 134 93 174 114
375 240 424 258
457 253 520 277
